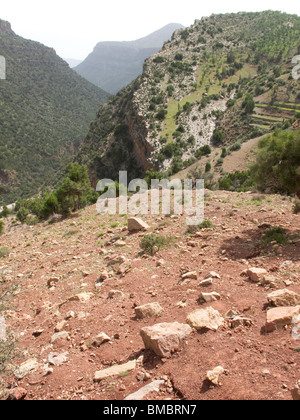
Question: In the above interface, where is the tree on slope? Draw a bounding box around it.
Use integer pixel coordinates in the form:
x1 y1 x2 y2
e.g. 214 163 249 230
251 129 300 198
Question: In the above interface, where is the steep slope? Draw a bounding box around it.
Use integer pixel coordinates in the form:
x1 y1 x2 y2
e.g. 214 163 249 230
74 23 184 94
0 20 110 205
77 11 300 186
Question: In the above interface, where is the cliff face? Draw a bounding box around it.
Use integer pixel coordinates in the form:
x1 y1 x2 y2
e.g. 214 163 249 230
77 11 300 183
0 20 13 35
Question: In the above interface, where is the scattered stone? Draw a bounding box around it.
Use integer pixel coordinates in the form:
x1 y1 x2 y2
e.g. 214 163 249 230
50 331 70 344
206 271 220 279
94 359 137 382
99 270 109 281
140 322 192 358
47 277 60 288
65 311 75 320
206 366 225 386
265 306 300 332
186 307 224 332
128 217 150 232
117 260 132 276
156 259 166 267
226 314 253 329
267 289 300 307
0 316 6 341
68 292 94 303
199 278 213 287
6 387 27 400
55 320 67 333
15 358 39 379
260 275 277 288
32 327 44 337
247 268 267 283
199 292 221 303
181 271 198 280
135 302 163 319
115 240 126 247
124 380 165 400
291 381 300 400
92 332 111 347
108 290 125 299
48 352 68 366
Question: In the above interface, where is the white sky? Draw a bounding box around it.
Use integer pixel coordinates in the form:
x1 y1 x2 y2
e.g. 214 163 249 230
1 0 299 60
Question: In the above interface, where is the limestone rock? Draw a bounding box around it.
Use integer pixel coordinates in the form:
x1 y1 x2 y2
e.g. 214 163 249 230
15 358 39 379
94 359 137 382
6 387 27 400
186 307 224 331
0 316 6 341
199 292 221 303
181 271 198 280
267 289 300 307
68 292 94 303
92 332 111 347
206 366 225 386
135 302 163 319
48 352 68 366
247 267 267 283
140 322 192 357
108 290 125 299
128 217 150 232
265 306 300 332
124 380 165 400
50 331 70 344
291 381 300 400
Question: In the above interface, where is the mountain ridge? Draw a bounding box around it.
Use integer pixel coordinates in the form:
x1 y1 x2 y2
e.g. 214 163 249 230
74 23 184 94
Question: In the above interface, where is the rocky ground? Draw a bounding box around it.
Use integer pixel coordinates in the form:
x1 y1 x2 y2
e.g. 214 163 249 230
0 189 300 400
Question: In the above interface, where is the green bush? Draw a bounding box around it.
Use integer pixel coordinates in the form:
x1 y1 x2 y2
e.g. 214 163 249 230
251 129 300 198
0 220 4 235
0 247 9 258
140 234 175 254
262 227 288 247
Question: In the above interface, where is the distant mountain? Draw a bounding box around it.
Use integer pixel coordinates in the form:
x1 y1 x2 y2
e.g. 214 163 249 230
74 23 184 94
64 58 82 68
0 19 110 205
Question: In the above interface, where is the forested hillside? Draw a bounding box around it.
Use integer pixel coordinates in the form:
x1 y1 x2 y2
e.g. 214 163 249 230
77 11 300 186
0 20 109 205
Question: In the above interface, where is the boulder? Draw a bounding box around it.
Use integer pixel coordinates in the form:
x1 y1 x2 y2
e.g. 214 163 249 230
247 267 267 283
128 217 150 232
135 302 163 319
267 289 300 307
265 306 300 332
140 322 192 357
186 307 224 332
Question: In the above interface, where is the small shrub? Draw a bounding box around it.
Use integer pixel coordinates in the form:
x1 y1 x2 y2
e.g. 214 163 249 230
262 227 288 247
0 247 9 258
0 220 4 235
140 234 175 254
293 199 300 214
199 219 213 229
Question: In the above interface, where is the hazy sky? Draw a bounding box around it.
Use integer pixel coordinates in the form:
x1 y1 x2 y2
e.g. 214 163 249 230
1 0 300 59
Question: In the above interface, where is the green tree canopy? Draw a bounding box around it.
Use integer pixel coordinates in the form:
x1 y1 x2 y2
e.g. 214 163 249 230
251 129 300 198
